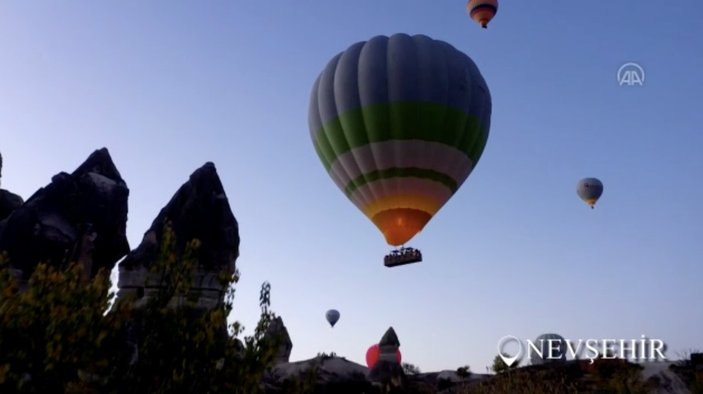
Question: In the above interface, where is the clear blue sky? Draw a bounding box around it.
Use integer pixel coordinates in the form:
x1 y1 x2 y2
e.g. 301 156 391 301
1 1 701 372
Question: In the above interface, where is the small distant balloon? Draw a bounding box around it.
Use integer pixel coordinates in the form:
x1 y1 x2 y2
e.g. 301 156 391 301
325 309 340 327
365 344 402 368
577 178 603 209
530 333 567 365
466 0 498 28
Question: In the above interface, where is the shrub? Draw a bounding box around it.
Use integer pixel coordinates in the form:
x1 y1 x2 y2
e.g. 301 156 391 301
0 224 279 393
402 362 421 375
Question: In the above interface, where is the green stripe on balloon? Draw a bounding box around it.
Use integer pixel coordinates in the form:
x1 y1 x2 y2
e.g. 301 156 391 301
344 168 458 197
312 102 487 170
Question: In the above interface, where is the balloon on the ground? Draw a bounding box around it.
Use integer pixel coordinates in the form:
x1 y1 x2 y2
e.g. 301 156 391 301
325 309 340 327
309 33 492 246
466 0 498 28
365 344 402 368
577 178 603 209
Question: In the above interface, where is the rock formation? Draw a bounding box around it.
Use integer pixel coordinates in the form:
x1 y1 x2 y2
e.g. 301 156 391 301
0 152 23 221
264 355 372 394
265 316 293 363
369 327 407 391
0 148 129 280
117 162 239 310
0 190 23 222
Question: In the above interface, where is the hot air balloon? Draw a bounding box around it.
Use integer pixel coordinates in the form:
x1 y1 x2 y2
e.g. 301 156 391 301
326 309 340 327
466 0 498 29
365 344 402 368
577 178 603 209
530 333 567 365
308 34 492 266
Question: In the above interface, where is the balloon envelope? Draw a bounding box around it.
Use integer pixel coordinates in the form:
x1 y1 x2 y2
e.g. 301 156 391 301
325 309 340 327
530 333 567 365
577 178 603 208
365 344 402 368
466 0 498 28
309 34 492 246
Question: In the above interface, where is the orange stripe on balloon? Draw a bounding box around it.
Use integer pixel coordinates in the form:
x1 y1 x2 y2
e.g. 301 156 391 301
362 194 440 219
472 9 495 22
372 208 432 246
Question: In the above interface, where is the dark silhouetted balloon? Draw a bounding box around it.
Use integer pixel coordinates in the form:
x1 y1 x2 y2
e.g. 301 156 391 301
577 178 603 209
326 309 340 327
530 333 567 365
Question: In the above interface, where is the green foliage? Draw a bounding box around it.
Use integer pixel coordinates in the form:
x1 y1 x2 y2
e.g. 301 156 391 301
589 360 649 393
491 353 518 374
670 350 703 394
279 358 321 394
0 223 279 393
0 253 125 392
402 362 421 375
459 359 654 394
460 372 579 394
456 365 471 377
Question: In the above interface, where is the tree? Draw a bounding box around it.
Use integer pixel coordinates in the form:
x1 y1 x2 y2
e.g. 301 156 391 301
492 354 519 374
0 224 280 393
0 254 126 392
456 365 471 377
402 362 421 375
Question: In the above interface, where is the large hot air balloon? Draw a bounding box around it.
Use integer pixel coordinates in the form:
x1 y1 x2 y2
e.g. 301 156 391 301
577 178 603 209
326 309 340 327
365 344 402 368
308 34 492 265
466 0 498 29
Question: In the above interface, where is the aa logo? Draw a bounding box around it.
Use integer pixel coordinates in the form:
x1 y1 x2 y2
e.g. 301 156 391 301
617 62 645 86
